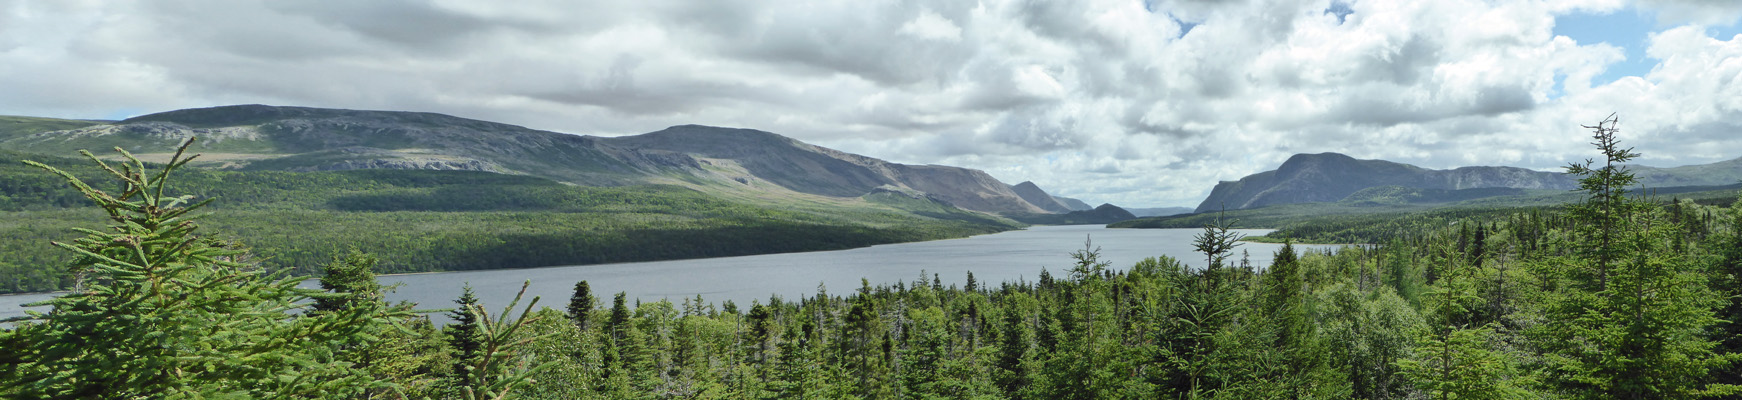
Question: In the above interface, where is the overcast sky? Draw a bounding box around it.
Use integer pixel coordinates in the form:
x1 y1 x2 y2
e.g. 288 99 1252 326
4 0 1742 207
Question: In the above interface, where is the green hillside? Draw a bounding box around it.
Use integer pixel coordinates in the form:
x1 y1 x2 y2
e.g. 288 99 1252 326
1114 184 1740 244
0 149 1019 294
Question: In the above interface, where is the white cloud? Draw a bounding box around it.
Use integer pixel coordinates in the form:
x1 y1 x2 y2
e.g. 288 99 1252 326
900 9 963 42
3 0 1742 207
1637 0 1742 26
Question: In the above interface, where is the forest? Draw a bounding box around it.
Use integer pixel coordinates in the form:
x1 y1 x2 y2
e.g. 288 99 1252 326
8 118 1742 399
0 149 1017 294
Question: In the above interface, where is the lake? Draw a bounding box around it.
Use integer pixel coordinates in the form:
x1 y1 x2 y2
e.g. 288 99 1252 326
1 225 1341 322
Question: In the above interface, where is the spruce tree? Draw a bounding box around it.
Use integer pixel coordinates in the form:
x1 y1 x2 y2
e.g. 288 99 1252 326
314 249 436 397
1192 211 1245 287
608 292 631 343
1401 242 1525 400
1533 115 1738 399
569 280 595 331
2 140 393 398
314 249 386 314
446 284 484 382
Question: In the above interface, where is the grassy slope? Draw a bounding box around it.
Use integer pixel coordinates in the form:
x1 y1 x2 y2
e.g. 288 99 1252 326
0 116 104 140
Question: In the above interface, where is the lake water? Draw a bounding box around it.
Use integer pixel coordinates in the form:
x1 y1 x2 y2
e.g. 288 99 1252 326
1 225 1340 322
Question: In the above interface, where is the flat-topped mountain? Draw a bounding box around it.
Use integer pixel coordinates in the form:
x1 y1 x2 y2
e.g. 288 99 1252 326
0 105 1066 215
1198 152 1742 213
605 125 1051 213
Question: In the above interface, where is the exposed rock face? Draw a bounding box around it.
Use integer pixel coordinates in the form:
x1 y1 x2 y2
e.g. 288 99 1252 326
605 125 1048 214
603 125 893 198
888 164 1046 214
1196 153 1579 213
1010 181 1073 213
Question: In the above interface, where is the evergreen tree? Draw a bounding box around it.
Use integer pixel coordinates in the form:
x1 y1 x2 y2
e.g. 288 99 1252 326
608 292 631 343
569 280 595 331
1192 211 1245 287
1401 242 1526 400
1533 115 1737 399
314 249 386 314
447 284 484 382
1 140 395 398
314 249 442 398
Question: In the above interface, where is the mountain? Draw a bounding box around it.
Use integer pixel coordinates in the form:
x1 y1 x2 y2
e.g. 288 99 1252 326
1006 203 1137 225
1196 152 1742 213
1127 207 1193 217
1010 181 1073 213
0 105 1057 214
1630 158 1742 187
1053 196 1094 211
1196 153 1580 212
603 125 1049 213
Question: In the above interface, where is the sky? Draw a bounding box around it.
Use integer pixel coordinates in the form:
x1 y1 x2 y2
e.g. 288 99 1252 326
3 0 1742 208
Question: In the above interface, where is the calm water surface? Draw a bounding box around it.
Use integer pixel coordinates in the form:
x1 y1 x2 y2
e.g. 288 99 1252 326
2 225 1340 322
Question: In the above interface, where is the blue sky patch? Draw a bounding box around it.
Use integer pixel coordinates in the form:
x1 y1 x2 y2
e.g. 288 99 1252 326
1325 1 1354 25
1552 7 1656 87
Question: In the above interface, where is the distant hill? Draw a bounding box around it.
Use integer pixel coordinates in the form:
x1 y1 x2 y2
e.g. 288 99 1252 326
1010 181 1073 213
1128 207 1194 217
1193 152 1742 213
1006 203 1137 225
1630 158 1742 188
0 105 1066 215
1053 196 1094 211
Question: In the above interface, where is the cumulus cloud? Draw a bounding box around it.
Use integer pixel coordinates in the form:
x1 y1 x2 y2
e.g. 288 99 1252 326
2 0 1742 207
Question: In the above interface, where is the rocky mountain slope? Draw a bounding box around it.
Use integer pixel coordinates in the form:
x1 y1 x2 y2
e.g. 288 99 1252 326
1 105 1065 215
1197 152 1742 213
1010 181 1074 213
1053 196 1094 211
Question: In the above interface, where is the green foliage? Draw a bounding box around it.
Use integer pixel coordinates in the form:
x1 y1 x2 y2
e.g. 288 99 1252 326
1527 115 1738 399
452 281 553 400
1192 211 1245 273
0 140 396 398
10 119 1742 400
0 150 1018 295
569 280 595 331
1399 242 1529 400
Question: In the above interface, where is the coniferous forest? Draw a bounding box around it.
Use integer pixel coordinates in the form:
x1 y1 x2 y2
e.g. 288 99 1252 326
9 119 1742 399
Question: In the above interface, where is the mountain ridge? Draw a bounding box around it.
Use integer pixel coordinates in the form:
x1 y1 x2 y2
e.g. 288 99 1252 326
1197 152 1742 213
0 104 1064 215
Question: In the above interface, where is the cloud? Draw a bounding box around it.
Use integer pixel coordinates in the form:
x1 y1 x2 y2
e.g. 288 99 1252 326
3 0 1742 207
1636 0 1742 25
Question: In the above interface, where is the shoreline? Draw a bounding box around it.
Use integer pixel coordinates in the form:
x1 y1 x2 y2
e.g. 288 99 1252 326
0 224 1033 296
